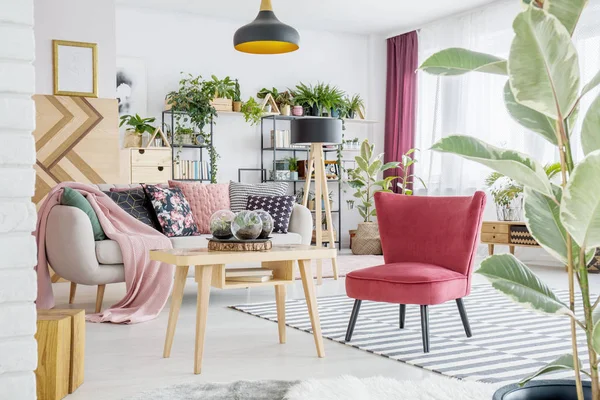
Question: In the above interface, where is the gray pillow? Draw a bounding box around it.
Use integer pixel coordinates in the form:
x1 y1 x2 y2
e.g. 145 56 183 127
229 181 288 212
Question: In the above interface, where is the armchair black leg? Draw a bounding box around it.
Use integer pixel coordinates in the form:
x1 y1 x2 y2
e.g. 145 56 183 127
399 304 406 329
420 305 429 353
456 298 472 337
345 299 362 342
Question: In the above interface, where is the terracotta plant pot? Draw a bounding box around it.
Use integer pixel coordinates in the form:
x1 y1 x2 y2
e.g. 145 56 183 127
292 106 303 116
351 222 382 255
233 101 242 112
123 130 142 148
280 104 291 116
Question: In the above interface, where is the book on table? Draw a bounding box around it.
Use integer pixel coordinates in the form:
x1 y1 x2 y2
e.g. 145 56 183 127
226 275 273 283
225 268 274 278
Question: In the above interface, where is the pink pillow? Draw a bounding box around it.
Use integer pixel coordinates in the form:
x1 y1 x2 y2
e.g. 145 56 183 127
168 181 230 234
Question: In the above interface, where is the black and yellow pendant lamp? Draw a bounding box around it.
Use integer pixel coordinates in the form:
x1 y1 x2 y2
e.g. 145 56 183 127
234 0 300 54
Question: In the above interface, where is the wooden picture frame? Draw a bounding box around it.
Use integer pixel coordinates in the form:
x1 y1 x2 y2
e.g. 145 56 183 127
53 40 98 98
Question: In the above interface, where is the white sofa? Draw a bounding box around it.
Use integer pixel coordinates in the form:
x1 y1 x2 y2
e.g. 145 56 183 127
46 183 313 310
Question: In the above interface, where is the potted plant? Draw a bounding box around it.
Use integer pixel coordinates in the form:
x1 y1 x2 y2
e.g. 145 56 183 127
206 75 235 111
119 114 156 148
292 82 320 116
322 84 345 118
347 140 399 255
345 94 365 119
276 91 293 116
241 97 263 126
175 126 195 146
233 79 242 112
257 87 280 113
485 163 561 221
286 156 299 180
420 2 600 399
166 73 219 182
292 97 304 116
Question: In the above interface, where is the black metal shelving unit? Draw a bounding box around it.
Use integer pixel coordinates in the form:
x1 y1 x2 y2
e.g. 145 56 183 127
162 110 214 182
259 114 343 249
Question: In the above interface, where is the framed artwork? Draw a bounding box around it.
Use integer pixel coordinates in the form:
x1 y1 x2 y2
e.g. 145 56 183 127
53 40 98 97
116 57 147 116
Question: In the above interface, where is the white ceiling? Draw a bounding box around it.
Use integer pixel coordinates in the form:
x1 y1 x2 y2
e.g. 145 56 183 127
115 0 498 36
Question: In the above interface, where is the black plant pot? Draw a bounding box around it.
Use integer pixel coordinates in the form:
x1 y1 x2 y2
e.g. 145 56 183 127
493 380 592 400
330 108 340 118
310 104 321 116
347 110 355 119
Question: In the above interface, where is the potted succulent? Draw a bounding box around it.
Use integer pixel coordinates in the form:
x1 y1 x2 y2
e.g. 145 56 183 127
286 156 299 180
233 79 242 112
119 114 156 148
420 2 600 399
206 75 236 111
241 97 263 126
345 94 365 119
277 91 293 116
166 73 219 183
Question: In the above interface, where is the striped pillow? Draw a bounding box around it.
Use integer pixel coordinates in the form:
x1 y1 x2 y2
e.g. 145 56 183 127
229 181 288 212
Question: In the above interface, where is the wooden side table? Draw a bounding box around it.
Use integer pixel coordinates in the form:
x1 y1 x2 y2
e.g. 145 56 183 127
481 221 539 256
150 244 335 374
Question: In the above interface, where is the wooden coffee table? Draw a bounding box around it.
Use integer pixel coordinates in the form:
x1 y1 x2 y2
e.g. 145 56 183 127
150 244 336 374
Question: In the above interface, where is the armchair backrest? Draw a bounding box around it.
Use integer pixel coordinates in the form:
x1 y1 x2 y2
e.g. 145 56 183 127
374 191 486 276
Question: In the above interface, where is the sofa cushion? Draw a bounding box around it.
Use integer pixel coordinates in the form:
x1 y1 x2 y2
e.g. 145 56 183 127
95 232 303 265
168 181 230 234
229 181 288 212
103 188 162 231
143 184 199 237
61 187 107 241
246 195 295 233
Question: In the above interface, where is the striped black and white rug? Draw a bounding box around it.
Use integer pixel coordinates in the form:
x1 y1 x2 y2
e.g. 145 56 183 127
231 285 589 386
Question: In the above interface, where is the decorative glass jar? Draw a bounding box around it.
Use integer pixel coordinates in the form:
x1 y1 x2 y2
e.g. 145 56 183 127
209 210 235 239
231 210 263 240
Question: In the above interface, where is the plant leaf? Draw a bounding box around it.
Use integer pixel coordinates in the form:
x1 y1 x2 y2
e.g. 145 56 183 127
419 48 507 76
561 150 600 248
431 135 554 198
476 254 573 316
509 6 580 120
368 159 382 177
581 93 600 156
503 81 557 145
581 69 600 99
381 162 400 171
519 354 581 386
543 0 587 37
355 157 369 174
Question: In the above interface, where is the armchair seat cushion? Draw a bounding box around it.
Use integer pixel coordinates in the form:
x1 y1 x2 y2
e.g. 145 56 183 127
345 263 468 305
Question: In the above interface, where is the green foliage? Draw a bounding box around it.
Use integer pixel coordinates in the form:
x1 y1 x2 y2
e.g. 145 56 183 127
233 79 241 102
345 94 365 116
519 354 582 387
257 87 280 100
276 90 293 107
347 140 399 222
166 73 219 183
241 97 263 126
285 156 299 172
205 75 236 99
119 114 156 135
420 3 600 394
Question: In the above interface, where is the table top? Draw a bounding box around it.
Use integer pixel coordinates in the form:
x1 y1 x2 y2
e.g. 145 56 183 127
150 244 337 266
482 220 526 226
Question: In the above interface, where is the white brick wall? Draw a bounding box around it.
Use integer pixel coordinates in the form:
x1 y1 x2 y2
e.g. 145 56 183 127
0 0 38 399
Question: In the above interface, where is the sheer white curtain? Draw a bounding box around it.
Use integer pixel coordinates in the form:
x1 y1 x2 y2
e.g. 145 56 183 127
414 0 600 196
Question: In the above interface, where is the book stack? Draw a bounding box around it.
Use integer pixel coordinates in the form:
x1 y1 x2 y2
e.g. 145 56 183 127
225 268 274 283
270 130 291 148
174 160 211 180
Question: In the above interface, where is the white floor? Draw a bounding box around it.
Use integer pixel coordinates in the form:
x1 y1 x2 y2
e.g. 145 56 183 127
51 255 599 400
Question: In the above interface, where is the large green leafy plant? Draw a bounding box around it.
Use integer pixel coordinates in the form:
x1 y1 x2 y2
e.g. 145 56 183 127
166 74 219 183
420 2 600 398
119 114 156 135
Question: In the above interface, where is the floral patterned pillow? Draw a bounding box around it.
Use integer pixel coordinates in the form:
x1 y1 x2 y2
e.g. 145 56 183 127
142 184 199 237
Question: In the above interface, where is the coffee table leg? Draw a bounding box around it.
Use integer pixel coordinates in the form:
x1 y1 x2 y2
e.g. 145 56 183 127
316 259 323 286
164 265 189 358
275 284 286 344
298 259 325 358
194 265 213 374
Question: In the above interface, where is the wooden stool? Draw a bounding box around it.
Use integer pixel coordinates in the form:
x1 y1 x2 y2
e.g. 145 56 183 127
36 309 85 400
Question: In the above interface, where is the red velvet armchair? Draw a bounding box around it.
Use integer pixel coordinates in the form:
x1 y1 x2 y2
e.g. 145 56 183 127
344 191 486 352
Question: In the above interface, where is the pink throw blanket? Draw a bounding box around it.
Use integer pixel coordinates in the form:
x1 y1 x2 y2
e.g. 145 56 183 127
36 182 174 324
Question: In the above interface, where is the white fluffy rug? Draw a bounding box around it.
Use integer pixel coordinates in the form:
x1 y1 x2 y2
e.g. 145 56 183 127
285 376 497 400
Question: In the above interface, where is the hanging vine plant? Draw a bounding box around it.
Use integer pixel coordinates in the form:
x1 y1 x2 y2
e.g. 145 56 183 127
166 73 219 183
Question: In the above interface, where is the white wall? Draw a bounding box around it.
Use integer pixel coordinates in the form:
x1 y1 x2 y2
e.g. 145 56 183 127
116 6 375 246
34 0 116 98
0 0 38 398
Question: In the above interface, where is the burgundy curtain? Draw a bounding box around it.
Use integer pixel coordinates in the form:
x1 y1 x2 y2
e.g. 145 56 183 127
384 31 418 193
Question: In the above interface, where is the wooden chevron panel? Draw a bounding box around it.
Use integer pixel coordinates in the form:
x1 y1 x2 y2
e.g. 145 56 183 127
33 95 126 205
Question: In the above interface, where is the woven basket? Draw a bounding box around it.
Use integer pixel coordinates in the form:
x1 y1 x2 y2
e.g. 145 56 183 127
351 222 382 255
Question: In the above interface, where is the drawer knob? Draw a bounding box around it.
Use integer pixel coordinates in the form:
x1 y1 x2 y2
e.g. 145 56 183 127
158 166 164 172
138 149 145 155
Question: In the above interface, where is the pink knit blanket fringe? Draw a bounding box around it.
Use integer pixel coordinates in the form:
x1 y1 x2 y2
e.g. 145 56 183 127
35 182 174 324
